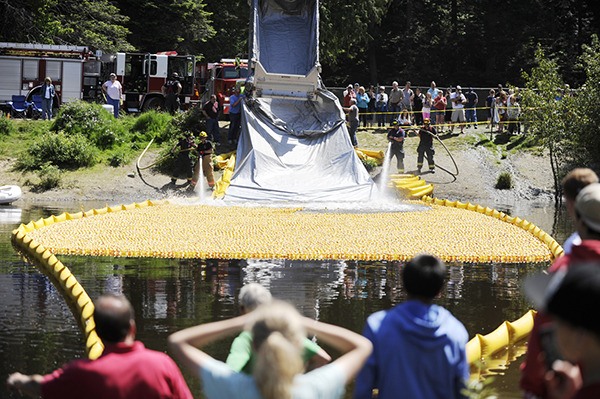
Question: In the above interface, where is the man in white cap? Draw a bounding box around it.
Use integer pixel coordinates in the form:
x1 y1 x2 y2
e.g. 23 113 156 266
523 263 600 399
449 85 466 134
521 183 600 398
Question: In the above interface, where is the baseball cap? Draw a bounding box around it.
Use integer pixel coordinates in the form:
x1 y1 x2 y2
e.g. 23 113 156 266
423 118 430 124
456 85 462 90
391 120 399 126
575 183 600 232
524 264 600 335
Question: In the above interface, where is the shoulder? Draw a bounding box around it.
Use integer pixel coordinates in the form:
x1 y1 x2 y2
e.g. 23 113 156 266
365 310 389 334
201 358 259 398
438 307 469 342
295 363 346 398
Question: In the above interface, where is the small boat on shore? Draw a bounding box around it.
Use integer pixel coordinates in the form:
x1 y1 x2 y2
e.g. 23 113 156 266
0 185 22 205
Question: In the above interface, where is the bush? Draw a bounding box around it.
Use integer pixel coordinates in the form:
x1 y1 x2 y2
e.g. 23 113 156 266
27 132 96 170
361 157 379 172
159 106 206 143
107 150 130 167
36 163 61 190
495 171 513 190
51 101 125 149
0 116 15 136
130 111 172 141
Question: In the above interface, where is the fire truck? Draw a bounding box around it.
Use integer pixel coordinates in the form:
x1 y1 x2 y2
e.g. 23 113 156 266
196 58 248 115
0 42 195 114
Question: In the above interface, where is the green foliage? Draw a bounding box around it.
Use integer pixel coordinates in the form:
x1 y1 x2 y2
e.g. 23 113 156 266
0 116 15 136
160 107 206 143
130 111 172 141
51 101 125 149
495 172 513 190
361 157 379 172
24 132 96 170
35 163 62 191
107 150 130 167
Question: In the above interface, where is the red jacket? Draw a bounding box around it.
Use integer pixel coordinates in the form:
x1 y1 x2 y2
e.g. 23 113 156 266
520 240 600 398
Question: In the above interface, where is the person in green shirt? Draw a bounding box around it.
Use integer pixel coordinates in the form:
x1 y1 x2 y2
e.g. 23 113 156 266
226 283 331 373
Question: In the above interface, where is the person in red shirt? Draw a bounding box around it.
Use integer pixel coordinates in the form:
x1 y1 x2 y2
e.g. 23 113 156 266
523 263 600 399
521 183 600 398
7 294 193 399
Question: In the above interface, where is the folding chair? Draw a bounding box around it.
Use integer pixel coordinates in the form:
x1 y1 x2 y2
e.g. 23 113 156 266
9 95 30 118
30 95 43 119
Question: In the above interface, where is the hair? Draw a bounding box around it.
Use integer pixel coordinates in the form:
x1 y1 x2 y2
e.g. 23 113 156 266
251 301 305 399
562 168 599 201
402 254 446 299
93 293 135 343
239 283 272 312
45 77 52 83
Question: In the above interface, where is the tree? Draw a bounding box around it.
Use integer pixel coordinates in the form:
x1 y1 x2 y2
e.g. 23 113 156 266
0 0 134 52
115 0 214 54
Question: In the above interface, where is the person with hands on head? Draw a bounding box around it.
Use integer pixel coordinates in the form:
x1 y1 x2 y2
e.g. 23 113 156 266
168 300 372 399
226 283 331 374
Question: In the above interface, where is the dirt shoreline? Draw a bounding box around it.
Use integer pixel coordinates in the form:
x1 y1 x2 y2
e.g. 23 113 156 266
1 131 555 210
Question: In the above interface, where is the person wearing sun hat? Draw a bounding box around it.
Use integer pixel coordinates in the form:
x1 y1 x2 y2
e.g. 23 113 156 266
523 263 600 399
520 183 600 398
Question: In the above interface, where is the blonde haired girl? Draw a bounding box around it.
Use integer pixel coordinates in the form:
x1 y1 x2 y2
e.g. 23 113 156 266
168 300 372 399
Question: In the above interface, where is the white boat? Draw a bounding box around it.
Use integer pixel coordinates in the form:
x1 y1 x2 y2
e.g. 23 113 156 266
0 185 22 205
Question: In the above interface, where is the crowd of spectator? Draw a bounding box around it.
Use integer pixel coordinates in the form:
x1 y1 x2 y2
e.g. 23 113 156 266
341 80 523 135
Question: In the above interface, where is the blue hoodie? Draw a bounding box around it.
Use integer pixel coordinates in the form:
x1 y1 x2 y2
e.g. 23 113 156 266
353 300 469 399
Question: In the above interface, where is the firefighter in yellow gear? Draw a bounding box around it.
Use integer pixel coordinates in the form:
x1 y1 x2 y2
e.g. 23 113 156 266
191 131 215 190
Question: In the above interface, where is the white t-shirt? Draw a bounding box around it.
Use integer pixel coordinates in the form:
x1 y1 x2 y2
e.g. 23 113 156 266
450 92 465 109
103 80 122 100
200 358 346 399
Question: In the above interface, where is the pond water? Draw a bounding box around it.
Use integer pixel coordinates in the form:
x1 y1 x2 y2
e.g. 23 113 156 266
0 199 572 398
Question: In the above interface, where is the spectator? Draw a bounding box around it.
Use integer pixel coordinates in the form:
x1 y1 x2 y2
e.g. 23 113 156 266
356 86 370 127
102 73 123 118
520 183 600 398
496 91 508 133
428 81 441 125
226 283 331 374
416 118 437 174
228 87 245 145
449 85 466 134
367 85 376 127
7 294 193 399
506 96 521 135
343 84 356 107
401 81 414 121
354 254 469 399
523 264 600 399
202 94 221 142
433 90 447 129
560 169 599 255
168 300 372 399
343 99 360 147
386 120 406 174
422 91 433 122
375 86 388 128
486 89 496 129
39 77 55 120
413 87 424 125
464 87 479 129
388 81 402 125
162 72 182 115
444 88 453 127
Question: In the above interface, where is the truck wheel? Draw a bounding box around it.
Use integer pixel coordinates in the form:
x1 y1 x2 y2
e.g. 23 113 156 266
143 97 164 112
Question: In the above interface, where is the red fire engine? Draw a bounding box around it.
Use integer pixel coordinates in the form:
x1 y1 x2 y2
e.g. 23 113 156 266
0 42 196 114
196 58 248 115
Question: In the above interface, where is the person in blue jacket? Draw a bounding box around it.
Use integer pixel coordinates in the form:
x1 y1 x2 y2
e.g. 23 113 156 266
353 254 469 399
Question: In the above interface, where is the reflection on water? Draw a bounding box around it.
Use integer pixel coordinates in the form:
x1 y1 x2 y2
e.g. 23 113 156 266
0 201 572 398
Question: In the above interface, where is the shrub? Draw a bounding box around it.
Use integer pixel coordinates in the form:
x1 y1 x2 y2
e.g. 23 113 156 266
36 163 61 190
159 106 206 143
27 132 96 170
0 116 15 136
130 111 172 141
107 150 130 167
495 171 513 190
51 101 125 149
361 157 379 172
